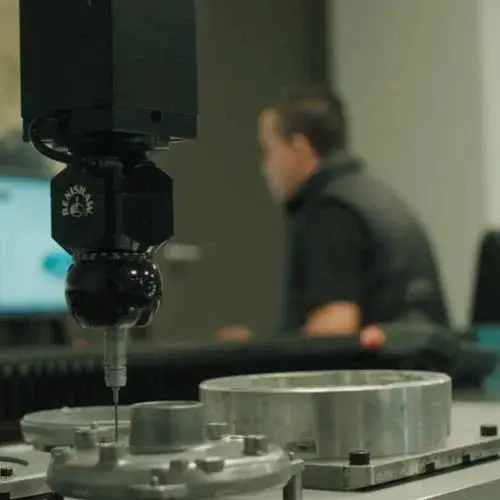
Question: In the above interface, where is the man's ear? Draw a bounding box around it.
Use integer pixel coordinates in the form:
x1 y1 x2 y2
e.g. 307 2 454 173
290 133 311 153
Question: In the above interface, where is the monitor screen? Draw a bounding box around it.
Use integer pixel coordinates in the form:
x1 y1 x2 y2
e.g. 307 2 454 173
0 174 71 315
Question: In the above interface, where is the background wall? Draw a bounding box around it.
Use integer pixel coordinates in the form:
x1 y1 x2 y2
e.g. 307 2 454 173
480 0 500 226
330 0 486 326
150 0 327 343
0 1 55 173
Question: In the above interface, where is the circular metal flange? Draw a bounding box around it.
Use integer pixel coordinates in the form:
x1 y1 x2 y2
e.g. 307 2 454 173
21 406 130 451
47 401 302 500
0 446 52 500
200 370 452 459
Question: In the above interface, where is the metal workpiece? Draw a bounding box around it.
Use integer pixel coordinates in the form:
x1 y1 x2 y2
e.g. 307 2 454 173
129 401 205 454
244 435 269 456
47 400 304 500
21 406 130 451
200 370 452 459
283 454 303 500
290 403 500 499
205 423 229 441
252 457 500 500
0 445 50 499
303 423 500 490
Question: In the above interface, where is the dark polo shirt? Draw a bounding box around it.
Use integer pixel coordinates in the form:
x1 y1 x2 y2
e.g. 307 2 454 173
277 154 448 334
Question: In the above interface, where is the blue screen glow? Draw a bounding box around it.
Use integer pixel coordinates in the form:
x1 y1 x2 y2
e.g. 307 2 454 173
0 175 71 314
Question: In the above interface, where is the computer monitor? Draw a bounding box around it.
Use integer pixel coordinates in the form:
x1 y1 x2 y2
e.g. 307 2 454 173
0 171 71 315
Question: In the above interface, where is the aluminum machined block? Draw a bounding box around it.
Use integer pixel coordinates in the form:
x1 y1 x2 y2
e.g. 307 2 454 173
47 401 303 500
200 370 452 459
21 405 130 451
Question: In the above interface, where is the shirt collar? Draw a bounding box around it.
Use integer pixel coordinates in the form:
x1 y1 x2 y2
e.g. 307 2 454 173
286 152 361 214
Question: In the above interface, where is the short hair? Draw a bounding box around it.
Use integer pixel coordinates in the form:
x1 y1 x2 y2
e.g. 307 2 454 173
271 86 347 157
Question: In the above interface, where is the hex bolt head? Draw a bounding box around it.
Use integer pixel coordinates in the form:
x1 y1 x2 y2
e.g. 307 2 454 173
480 424 498 437
349 450 370 466
243 435 269 456
206 422 230 441
98 442 125 465
195 456 225 474
50 447 74 465
74 427 98 450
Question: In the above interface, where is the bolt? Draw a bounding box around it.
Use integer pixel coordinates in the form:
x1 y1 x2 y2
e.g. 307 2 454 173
98 442 125 465
348 450 370 466
287 451 305 476
74 427 98 450
195 457 225 474
0 467 13 477
149 475 161 487
243 435 269 456
50 447 73 465
480 424 498 437
97 426 115 443
206 422 229 441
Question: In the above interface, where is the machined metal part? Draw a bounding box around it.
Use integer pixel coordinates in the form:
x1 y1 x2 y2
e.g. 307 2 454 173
303 402 500 490
252 458 500 500
0 443 50 499
228 401 500 500
21 406 130 451
200 370 452 459
47 400 303 500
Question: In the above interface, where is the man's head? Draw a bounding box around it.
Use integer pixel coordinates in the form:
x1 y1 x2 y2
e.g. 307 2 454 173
258 86 347 202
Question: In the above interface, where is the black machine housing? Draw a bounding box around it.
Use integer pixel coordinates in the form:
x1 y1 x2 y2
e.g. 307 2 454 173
19 0 198 329
19 0 197 144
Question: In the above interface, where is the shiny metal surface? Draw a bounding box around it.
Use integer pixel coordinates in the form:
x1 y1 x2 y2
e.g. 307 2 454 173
304 413 500 489
200 370 452 459
103 328 129 441
282 401 500 498
0 444 50 499
253 466 500 500
48 401 303 500
21 405 130 450
129 401 205 454
253 401 500 498
16 398 500 500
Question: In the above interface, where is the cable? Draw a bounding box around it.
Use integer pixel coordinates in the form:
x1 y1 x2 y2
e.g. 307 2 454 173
27 115 74 164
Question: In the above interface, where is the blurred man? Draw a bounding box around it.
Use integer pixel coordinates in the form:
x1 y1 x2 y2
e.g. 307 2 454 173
219 86 448 342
